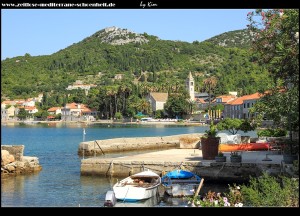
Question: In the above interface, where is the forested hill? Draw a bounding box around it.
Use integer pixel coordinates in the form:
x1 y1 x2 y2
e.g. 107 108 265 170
1 26 270 99
204 29 252 49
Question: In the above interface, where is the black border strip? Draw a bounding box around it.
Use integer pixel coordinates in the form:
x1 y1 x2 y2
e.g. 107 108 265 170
1 0 298 9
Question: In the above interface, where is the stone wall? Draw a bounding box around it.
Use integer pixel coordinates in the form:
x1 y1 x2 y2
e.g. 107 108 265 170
78 133 203 156
81 159 281 182
1 145 24 161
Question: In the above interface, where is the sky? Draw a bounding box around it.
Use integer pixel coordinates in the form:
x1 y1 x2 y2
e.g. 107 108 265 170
1 9 252 60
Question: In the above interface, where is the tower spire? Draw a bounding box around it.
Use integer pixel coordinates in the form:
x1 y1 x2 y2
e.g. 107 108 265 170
186 72 195 101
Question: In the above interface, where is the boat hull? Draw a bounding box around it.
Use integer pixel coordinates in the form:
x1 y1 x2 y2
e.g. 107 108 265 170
114 194 159 207
113 186 159 201
113 170 161 201
161 169 201 197
219 143 270 152
164 184 198 197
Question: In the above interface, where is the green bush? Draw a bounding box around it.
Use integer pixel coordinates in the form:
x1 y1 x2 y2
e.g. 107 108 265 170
114 112 123 120
257 128 287 137
241 173 299 207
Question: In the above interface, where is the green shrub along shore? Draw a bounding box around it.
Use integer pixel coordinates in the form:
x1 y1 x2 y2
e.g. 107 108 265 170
189 173 299 207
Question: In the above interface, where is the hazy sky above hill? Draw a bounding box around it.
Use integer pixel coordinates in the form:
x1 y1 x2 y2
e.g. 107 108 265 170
1 9 252 59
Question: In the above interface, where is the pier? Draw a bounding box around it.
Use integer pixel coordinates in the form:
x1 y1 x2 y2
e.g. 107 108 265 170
78 133 201 156
80 149 286 182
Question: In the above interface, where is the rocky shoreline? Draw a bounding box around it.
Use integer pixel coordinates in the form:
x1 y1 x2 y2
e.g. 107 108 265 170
1 145 42 176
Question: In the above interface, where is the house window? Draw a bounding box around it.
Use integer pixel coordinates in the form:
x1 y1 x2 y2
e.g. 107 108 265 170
191 82 193 86
247 103 250 108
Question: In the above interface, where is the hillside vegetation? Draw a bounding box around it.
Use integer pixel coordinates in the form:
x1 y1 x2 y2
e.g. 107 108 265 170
204 29 252 49
1 27 271 100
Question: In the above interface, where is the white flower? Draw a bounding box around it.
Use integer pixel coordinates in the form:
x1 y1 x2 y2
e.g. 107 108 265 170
235 203 239 207
238 203 243 207
295 32 299 44
236 186 240 190
224 202 230 207
214 200 218 205
196 201 201 205
279 12 284 17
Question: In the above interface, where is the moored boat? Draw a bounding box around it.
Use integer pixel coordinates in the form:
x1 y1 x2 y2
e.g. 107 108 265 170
113 170 161 202
219 142 270 152
161 169 201 197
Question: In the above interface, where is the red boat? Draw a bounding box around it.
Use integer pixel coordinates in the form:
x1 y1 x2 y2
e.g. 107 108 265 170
219 143 271 152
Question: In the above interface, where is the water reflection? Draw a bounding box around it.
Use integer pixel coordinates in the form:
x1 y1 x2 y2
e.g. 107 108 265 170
1 174 39 207
114 194 160 207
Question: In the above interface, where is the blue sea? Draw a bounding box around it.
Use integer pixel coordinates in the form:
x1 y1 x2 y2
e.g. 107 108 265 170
1 123 257 207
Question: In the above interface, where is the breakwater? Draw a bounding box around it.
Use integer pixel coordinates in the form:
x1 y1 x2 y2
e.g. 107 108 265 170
80 149 283 182
78 133 203 156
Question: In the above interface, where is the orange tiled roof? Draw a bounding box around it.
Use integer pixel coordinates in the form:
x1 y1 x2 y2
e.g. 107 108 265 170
196 98 207 104
24 106 37 111
1 100 13 104
243 92 262 100
213 95 237 103
65 103 88 110
228 92 263 105
82 107 92 113
228 97 244 105
47 107 62 112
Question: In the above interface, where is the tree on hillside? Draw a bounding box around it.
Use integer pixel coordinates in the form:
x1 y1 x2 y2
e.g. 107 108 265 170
17 108 28 120
217 118 256 135
247 9 299 138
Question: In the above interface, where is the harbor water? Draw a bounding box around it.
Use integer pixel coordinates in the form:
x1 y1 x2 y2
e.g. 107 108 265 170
1 123 257 207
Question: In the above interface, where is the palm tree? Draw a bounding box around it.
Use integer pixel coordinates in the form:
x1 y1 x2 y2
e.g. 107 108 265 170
203 76 217 120
118 84 127 114
137 98 151 115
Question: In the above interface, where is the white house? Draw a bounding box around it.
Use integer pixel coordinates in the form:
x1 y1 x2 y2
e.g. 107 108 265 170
47 107 62 115
61 102 97 121
148 92 168 112
23 98 35 107
24 106 38 114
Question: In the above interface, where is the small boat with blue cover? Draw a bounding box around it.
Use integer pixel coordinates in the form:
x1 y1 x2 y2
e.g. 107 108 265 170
161 169 201 197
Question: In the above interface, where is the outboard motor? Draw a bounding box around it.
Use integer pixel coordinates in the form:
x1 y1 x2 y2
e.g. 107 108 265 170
104 190 116 207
